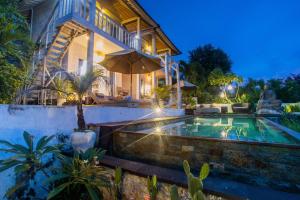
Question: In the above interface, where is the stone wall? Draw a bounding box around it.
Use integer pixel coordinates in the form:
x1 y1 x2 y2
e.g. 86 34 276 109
102 168 225 200
113 132 300 193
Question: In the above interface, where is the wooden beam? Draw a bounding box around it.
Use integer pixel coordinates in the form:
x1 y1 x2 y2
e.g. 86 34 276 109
121 17 139 25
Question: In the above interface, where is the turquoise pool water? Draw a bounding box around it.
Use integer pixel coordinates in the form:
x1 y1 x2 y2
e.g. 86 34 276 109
140 117 300 145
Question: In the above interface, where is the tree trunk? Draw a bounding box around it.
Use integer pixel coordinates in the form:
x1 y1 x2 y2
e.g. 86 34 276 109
77 100 86 130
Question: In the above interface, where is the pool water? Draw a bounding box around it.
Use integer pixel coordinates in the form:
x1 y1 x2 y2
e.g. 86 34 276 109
139 117 300 145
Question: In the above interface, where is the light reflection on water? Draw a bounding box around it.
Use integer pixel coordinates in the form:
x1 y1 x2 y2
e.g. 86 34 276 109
138 117 300 145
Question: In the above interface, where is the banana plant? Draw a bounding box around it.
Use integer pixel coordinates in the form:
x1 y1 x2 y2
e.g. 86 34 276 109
46 148 111 200
183 160 209 200
113 167 122 200
147 175 158 200
0 131 61 199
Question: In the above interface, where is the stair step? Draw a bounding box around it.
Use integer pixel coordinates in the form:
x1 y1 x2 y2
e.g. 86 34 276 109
54 40 67 47
48 51 61 57
49 46 64 53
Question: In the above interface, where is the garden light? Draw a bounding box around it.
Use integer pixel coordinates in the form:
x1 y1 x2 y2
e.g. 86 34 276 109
155 107 161 113
227 84 233 90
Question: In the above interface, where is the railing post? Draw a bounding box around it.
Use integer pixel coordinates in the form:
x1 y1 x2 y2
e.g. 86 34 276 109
176 63 182 109
89 0 96 24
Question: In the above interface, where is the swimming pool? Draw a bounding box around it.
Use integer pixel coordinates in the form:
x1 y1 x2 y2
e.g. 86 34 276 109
137 117 300 145
112 116 300 192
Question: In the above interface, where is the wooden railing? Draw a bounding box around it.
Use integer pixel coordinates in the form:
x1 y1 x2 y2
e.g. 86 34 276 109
58 0 138 49
95 8 138 49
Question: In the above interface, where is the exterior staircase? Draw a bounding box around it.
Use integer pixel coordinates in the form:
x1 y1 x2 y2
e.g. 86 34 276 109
28 14 87 104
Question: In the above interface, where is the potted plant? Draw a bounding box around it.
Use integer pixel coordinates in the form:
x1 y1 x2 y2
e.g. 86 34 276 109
153 85 171 107
65 69 103 152
52 77 68 106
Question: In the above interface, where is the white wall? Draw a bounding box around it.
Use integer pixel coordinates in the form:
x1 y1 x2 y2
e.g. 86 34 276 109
0 105 184 131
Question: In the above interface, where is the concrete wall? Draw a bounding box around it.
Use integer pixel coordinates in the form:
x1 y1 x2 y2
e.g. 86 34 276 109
0 105 184 131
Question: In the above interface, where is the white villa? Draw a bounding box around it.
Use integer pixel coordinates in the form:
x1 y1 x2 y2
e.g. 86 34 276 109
19 0 182 107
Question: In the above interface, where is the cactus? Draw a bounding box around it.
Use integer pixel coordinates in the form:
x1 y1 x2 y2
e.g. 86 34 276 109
113 167 122 200
147 175 158 200
183 160 209 200
170 185 180 200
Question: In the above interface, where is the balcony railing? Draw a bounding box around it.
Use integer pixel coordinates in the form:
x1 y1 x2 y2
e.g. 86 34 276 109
58 0 138 49
95 8 138 49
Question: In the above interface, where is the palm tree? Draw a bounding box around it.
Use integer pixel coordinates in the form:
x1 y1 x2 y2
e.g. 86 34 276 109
65 69 103 130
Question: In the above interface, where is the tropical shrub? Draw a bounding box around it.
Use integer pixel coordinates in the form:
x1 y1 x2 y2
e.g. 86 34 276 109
0 0 33 103
0 132 61 199
154 86 172 103
46 148 110 200
113 167 122 200
280 115 300 132
283 104 300 113
147 175 158 200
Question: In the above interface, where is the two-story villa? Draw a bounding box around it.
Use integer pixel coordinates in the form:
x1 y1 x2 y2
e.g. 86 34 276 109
19 0 181 106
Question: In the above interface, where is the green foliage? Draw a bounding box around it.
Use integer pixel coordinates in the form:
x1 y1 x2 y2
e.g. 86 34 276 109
262 75 300 103
183 96 197 109
180 44 232 86
147 175 158 200
154 86 172 101
170 185 180 200
64 69 103 130
46 148 110 200
113 167 122 200
280 115 300 132
179 44 232 103
208 68 243 103
0 1 33 103
0 132 61 199
283 104 300 113
182 160 209 200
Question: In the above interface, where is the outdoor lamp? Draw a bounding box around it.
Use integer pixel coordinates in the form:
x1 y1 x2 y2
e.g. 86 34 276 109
227 85 233 90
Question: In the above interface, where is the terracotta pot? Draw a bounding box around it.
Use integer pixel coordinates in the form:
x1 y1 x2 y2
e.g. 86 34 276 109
71 130 96 153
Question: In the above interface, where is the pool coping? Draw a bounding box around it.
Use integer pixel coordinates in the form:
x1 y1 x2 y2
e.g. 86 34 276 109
90 114 300 149
263 117 300 140
100 155 300 200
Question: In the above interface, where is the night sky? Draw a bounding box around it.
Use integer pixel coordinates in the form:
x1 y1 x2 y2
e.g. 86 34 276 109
139 0 300 79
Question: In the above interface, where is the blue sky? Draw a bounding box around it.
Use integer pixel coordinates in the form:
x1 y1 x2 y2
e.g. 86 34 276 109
139 0 300 79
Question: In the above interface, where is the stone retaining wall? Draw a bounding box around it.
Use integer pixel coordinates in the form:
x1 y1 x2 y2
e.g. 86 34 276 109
113 132 300 193
102 168 225 200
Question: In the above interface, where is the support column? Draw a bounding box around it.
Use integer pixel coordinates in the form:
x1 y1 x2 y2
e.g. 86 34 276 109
176 63 182 109
87 31 94 72
164 53 169 85
136 74 141 100
151 33 157 97
136 17 142 51
136 17 141 99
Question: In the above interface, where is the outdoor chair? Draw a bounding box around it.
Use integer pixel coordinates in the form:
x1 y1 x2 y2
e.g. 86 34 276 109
232 103 250 113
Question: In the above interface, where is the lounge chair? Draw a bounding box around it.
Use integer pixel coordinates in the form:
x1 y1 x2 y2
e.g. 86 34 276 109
194 105 221 115
232 103 250 113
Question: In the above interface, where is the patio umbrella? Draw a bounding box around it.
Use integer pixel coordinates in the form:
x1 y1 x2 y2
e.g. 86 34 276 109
100 49 162 96
173 80 197 90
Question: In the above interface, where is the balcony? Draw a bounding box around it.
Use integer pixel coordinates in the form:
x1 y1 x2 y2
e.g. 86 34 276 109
57 0 139 50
